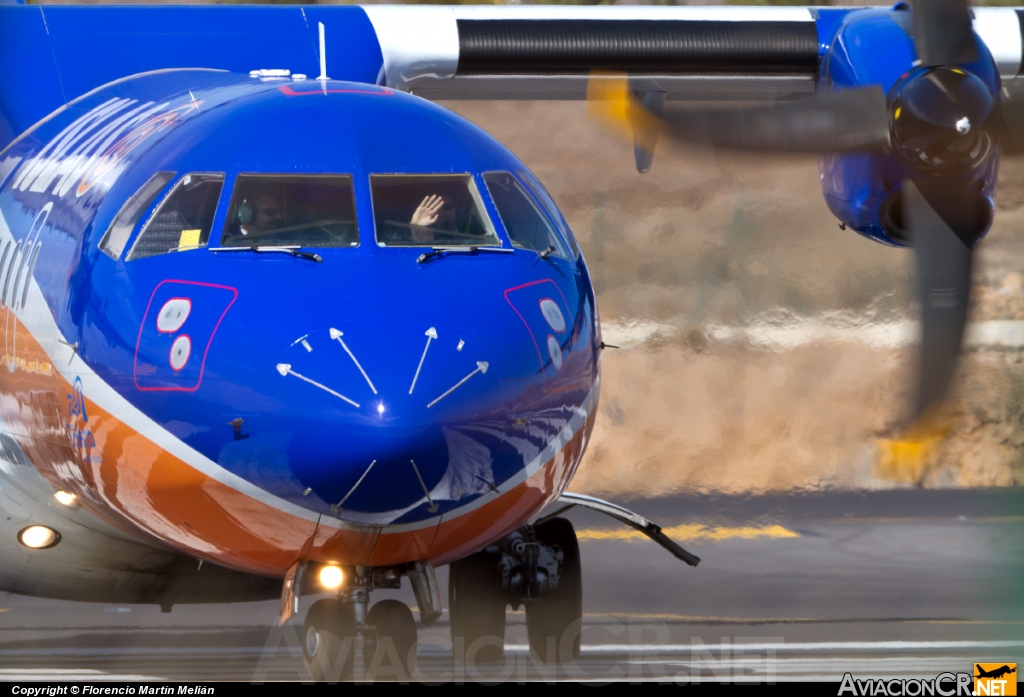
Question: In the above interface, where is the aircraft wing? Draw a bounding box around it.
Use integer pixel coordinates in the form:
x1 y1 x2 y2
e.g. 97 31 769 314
0 4 1022 150
365 4 1022 99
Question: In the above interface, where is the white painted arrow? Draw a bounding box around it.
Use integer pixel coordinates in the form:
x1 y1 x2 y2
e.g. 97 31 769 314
409 327 437 395
427 361 489 409
329 328 377 395
276 363 360 408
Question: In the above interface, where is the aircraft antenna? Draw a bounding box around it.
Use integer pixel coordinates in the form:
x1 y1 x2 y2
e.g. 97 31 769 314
317 22 329 82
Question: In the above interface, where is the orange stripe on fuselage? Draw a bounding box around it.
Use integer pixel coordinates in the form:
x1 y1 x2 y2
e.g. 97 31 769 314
1 308 594 576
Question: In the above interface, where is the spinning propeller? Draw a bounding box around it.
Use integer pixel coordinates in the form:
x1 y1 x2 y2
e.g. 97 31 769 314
589 0 1024 438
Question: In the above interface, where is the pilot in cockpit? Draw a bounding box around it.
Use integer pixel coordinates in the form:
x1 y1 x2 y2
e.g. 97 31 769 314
235 187 283 238
409 194 457 242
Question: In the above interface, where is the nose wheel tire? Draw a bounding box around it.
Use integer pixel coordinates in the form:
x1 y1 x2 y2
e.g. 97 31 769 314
364 599 418 680
302 598 357 682
526 517 583 665
449 550 507 665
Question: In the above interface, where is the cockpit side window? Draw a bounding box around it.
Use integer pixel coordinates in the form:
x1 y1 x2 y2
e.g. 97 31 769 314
99 172 175 260
371 174 500 247
517 170 581 259
221 174 358 248
126 173 224 261
483 172 569 259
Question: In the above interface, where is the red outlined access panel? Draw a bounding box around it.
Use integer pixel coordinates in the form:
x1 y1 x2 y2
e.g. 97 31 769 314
504 279 573 385
134 280 237 392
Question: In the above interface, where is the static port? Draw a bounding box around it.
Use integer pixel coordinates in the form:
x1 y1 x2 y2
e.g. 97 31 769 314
18 525 60 549
319 565 344 589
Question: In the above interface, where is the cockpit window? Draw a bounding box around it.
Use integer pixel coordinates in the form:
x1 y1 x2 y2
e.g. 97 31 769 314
371 174 500 247
517 170 581 259
126 173 223 261
221 174 358 248
483 172 568 259
99 171 175 260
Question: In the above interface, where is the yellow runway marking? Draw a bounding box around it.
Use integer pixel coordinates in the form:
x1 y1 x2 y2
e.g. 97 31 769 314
576 523 800 543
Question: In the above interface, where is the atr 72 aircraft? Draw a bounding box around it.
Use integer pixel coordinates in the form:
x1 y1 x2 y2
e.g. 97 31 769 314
0 0 1021 680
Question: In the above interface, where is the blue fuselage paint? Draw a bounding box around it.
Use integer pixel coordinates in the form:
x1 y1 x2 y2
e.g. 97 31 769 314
0 70 599 532
0 4 385 149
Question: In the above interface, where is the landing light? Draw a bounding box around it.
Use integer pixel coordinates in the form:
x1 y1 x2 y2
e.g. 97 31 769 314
54 491 76 506
18 525 60 549
319 565 344 590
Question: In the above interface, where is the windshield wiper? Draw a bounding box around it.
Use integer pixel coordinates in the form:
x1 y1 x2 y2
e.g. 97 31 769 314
210 246 323 263
416 246 514 264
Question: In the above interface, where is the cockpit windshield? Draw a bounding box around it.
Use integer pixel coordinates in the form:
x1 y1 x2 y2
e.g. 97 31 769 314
221 174 358 248
371 174 500 247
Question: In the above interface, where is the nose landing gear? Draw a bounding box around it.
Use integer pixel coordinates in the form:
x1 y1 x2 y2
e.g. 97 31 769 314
302 598 357 681
298 563 440 681
364 599 418 677
296 493 698 679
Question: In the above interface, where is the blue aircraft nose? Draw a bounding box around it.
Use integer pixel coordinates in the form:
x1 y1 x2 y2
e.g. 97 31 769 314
199 254 595 528
264 330 496 525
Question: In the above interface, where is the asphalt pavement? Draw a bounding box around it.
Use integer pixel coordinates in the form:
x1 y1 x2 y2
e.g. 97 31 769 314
0 488 1020 683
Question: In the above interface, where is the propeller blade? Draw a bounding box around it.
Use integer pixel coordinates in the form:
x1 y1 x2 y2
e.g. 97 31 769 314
1000 82 1024 155
586 73 666 150
904 179 988 428
586 74 889 154
633 90 666 173
911 0 977 67
655 87 890 153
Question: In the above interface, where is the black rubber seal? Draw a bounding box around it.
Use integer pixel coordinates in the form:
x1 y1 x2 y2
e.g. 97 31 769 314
456 19 820 75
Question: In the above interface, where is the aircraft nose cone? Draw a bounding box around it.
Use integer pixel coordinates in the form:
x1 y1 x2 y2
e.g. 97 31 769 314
265 313 531 526
201 256 594 529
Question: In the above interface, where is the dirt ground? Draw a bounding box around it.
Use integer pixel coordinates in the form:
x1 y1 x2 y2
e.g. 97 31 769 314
443 99 1024 496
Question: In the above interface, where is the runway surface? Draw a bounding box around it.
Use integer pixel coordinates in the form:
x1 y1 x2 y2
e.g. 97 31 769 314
0 488 1021 682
